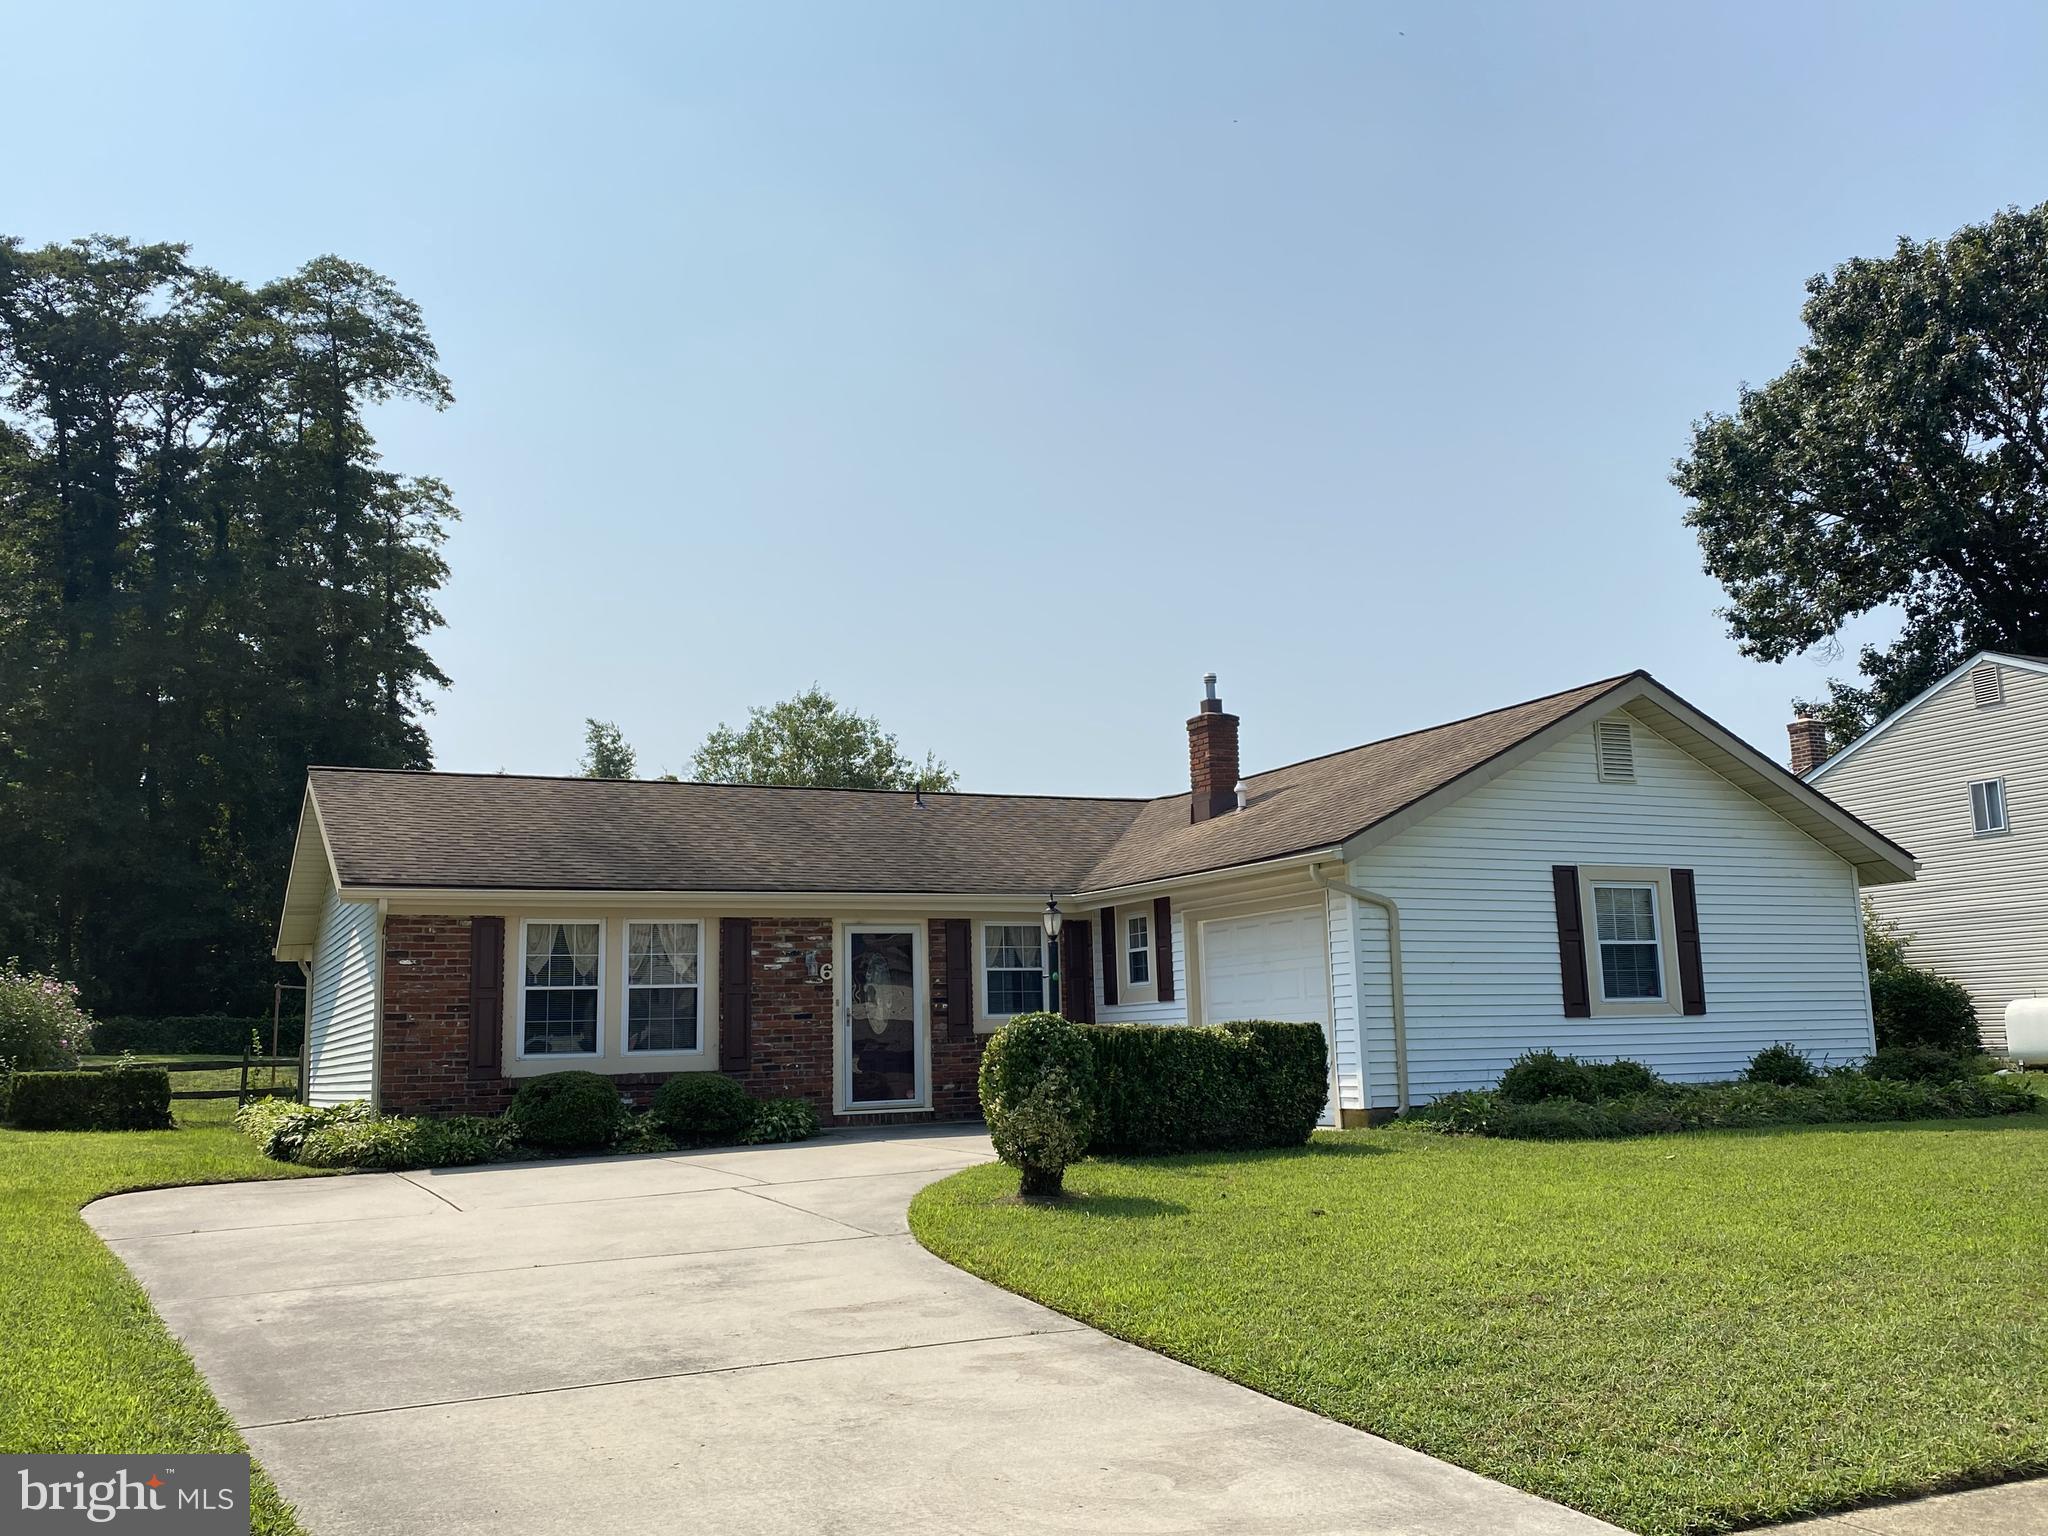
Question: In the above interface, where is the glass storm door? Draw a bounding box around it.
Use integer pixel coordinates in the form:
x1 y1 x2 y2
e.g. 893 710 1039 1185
845 928 921 1107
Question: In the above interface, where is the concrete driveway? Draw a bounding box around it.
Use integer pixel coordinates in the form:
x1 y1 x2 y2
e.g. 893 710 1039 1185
87 1125 1619 1535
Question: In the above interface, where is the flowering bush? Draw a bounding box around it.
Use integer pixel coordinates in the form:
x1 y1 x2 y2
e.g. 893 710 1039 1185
0 960 91 1072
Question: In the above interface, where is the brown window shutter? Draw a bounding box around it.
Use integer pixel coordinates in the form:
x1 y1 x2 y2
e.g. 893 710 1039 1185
468 916 504 1073
1153 896 1174 1002
944 918 974 1033
1060 920 1096 1024
718 917 752 1068
1097 907 1119 1006
1551 866 1591 1018
1671 868 1707 1015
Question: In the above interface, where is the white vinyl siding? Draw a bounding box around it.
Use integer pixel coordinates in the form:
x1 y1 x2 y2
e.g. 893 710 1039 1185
1346 712 1873 1108
1093 910 1188 1025
1811 659 2048 1050
306 885 379 1106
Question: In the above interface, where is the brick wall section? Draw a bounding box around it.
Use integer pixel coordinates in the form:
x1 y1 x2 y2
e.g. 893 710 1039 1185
381 916 515 1117
378 912 986 1125
728 918 836 1113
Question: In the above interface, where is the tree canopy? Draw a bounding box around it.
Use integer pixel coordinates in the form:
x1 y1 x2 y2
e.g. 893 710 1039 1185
690 686 958 791
1675 202 2048 746
0 235 457 1014
578 719 637 779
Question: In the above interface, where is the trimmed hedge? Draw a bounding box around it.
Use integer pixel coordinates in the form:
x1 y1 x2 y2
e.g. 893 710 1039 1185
7 1067 173 1131
506 1070 629 1150
88 1014 297 1056
652 1074 757 1145
1084 1019 1327 1155
1399 1072 2040 1140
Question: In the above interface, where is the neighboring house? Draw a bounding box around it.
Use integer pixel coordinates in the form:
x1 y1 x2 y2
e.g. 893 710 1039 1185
1802 651 2047 1051
274 672 1913 1126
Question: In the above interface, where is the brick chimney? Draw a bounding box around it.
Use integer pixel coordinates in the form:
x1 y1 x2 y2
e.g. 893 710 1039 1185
1188 673 1240 822
1788 713 1830 776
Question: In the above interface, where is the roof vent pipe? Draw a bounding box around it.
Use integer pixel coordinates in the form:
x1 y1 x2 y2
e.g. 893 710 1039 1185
1235 780 1248 811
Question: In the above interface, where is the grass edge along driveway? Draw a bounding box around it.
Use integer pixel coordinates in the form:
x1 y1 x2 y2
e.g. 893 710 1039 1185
909 1118 2048 1536
0 1097 324 1536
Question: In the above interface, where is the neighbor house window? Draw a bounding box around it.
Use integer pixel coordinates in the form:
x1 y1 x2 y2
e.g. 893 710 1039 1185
1126 912 1151 987
521 920 601 1055
1591 883 1663 1001
1971 778 2008 836
625 920 701 1052
982 924 1045 1018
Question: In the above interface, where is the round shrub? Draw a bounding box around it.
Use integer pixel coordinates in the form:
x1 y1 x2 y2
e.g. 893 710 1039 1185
1744 1042 1818 1087
652 1074 757 1145
1586 1058 1661 1098
506 1070 628 1151
1497 1049 1598 1104
0 960 91 1072
979 1012 1096 1197
1870 965 1980 1053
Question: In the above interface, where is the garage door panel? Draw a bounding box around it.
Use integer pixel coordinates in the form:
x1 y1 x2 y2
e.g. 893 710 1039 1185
1201 910 1328 1025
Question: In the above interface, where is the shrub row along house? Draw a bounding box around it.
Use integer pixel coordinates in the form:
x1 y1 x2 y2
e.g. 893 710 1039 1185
273 673 1916 1126
1802 651 2048 1053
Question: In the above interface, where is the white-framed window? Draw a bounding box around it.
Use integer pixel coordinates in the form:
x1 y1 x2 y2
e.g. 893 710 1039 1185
625 920 702 1053
982 923 1046 1019
1971 778 2009 836
519 919 602 1056
1126 912 1151 987
1591 882 1663 1002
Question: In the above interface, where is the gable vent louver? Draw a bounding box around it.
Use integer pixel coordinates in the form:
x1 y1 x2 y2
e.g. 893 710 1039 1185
1595 720 1636 783
1973 663 2004 709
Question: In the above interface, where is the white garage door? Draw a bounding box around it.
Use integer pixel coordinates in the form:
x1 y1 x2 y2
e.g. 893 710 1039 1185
1200 907 1333 1125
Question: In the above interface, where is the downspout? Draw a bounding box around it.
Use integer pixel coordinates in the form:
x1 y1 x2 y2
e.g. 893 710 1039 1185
1310 862 1410 1114
296 959 312 1106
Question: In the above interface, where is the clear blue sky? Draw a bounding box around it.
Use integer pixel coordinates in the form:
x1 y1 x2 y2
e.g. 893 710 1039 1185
13 2 2047 793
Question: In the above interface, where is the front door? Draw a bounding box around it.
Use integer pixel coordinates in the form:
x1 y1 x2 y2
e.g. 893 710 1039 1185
843 927 923 1109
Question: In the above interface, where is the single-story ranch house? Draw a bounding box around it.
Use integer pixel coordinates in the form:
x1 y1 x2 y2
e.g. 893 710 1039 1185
274 672 1916 1127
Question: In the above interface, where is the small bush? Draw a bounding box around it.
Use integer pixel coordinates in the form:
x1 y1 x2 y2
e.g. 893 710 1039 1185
615 1110 677 1154
1864 1045 1983 1083
1586 1058 1662 1098
744 1097 820 1144
297 1112 518 1170
1497 1049 1599 1104
1870 965 1981 1053
1744 1043 1818 1087
980 1012 1096 1196
1084 1019 1327 1154
0 960 92 1072
505 1070 629 1151
88 1014 296 1056
7 1064 172 1131
236 1098 371 1160
651 1074 757 1145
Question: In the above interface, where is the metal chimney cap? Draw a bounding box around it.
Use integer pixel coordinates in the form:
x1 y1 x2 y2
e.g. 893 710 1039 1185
1202 672 1219 701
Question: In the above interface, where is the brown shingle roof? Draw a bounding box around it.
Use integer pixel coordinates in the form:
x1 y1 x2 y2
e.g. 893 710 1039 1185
306 674 1638 897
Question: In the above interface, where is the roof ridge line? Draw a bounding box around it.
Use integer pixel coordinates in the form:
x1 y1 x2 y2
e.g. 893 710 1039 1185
305 764 1154 806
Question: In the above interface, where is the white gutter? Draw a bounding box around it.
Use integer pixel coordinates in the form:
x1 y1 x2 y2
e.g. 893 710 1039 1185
1309 861 1410 1114
1070 846 1346 905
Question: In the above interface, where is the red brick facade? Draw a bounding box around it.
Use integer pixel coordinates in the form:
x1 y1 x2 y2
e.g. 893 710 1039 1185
378 913 987 1126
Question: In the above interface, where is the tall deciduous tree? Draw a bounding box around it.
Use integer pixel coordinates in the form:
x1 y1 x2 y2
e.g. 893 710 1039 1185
1675 203 2048 747
579 719 637 779
0 235 457 1015
691 686 957 791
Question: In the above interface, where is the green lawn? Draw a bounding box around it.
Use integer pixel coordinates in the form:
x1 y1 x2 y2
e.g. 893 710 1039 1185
911 1116 2048 1535
0 1096 324 1534
80 1052 301 1100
